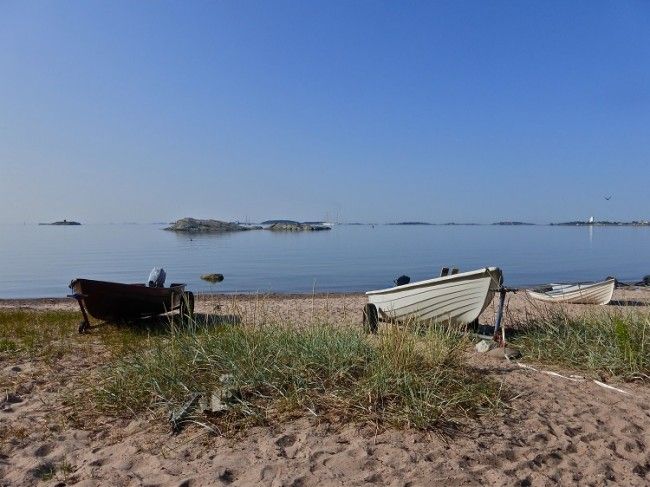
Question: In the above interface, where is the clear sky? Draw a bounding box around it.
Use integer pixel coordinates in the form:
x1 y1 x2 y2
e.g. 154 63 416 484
1 1 649 224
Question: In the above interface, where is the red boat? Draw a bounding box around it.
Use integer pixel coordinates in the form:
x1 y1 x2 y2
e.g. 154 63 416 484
69 278 194 332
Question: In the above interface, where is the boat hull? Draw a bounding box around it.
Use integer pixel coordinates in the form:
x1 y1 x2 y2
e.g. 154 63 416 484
69 278 186 321
526 279 615 305
366 267 502 325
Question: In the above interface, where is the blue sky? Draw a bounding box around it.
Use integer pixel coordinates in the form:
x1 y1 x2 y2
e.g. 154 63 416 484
1 1 648 224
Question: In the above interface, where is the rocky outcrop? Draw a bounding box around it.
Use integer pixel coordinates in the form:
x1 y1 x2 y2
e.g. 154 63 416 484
39 219 81 226
165 218 261 233
267 222 331 231
261 220 300 225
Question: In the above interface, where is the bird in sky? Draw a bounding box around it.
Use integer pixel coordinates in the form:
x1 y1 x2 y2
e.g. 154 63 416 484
604 195 612 201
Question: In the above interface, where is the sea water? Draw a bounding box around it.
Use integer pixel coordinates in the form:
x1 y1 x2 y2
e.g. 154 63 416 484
0 223 648 298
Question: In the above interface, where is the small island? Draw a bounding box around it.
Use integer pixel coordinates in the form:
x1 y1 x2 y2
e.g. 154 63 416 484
39 219 81 226
165 218 262 233
386 222 433 226
442 222 480 226
261 219 299 225
492 221 535 226
268 221 331 231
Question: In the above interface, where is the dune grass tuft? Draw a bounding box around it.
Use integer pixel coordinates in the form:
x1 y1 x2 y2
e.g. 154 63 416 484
0 304 505 433
93 320 503 432
511 309 650 381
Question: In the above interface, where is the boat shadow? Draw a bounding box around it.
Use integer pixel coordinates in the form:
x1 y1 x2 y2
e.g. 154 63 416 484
467 323 528 340
90 312 241 335
190 312 242 327
608 299 649 307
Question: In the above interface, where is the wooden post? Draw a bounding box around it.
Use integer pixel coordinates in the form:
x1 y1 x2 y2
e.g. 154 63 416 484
493 288 507 345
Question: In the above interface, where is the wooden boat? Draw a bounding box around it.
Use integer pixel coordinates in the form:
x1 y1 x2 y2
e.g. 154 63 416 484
526 278 615 305
69 278 193 331
364 267 502 330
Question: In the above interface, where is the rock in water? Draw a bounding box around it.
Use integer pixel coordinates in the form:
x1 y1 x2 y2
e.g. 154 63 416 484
201 273 224 283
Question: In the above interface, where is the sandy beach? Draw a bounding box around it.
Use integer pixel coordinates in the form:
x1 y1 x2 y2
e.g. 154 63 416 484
1 289 649 486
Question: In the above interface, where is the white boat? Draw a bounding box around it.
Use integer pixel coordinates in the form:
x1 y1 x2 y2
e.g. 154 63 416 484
526 278 615 305
365 267 502 326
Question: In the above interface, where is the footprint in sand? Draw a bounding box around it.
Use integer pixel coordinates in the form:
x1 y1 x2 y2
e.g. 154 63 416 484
275 433 297 448
632 462 650 479
33 444 52 457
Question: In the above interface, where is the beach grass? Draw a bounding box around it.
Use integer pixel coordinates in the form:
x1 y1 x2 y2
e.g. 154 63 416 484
92 319 504 433
0 309 163 360
511 309 650 381
0 302 507 434
0 310 78 356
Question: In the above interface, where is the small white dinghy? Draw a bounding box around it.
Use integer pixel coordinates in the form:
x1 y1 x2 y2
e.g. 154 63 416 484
526 278 615 305
365 267 502 329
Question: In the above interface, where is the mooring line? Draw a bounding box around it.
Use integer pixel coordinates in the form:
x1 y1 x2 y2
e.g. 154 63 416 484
515 362 632 396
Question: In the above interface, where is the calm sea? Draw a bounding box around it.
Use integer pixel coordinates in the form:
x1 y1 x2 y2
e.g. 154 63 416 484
0 224 649 298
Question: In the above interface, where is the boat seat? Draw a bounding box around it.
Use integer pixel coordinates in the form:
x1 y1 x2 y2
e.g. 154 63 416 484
440 267 449 277
451 268 459 275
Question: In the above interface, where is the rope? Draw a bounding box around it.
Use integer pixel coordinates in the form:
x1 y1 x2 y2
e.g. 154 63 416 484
515 362 632 396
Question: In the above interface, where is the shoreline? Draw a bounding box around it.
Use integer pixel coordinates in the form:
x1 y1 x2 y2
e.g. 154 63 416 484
2 289 649 330
3 285 650 300
0 292 366 306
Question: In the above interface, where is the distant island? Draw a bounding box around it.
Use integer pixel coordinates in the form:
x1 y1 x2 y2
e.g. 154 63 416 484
268 221 331 231
165 218 261 233
550 220 650 226
165 217 330 233
261 219 299 225
492 221 535 226
163 216 650 233
386 222 432 226
387 222 482 226
39 219 81 226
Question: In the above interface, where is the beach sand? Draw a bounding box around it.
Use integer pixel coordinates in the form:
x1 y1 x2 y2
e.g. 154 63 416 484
1 289 649 486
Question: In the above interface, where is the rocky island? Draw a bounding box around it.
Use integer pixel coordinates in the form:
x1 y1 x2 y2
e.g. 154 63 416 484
261 220 299 225
268 221 331 231
165 218 261 233
39 219 81 226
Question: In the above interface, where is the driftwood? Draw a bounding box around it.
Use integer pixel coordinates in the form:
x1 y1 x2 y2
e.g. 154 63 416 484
169 392 201 433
